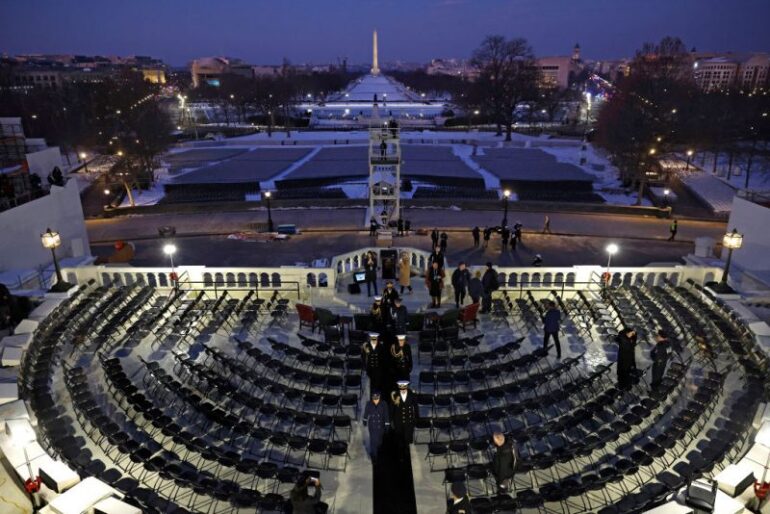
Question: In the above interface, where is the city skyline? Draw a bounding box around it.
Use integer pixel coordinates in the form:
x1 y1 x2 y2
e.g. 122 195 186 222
2 0 770 66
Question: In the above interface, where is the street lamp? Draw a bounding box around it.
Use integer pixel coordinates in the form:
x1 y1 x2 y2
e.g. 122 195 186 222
472 109 480 130
117 150 124 157
79 152 89 172
163 243 177 286
104 189 111 196
663 188 671 208
605 243 619 273
685 149 694 171
41 228 73 292
264 191 274 232
719 229 743 290
501 189 511 227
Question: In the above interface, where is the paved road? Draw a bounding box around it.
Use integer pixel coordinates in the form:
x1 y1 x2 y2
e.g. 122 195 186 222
91 231 700 269
86 207 726 243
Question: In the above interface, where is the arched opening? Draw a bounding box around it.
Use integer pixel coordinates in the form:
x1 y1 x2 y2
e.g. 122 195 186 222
319 273 328 287
554 273 564 286
271 273 281 287
112 273 123 286
260 273 270 288
543 273 552 287
135 273 145 285
669 273 679 286
159 274 168 287
566 273 575 287
521 273 530 288
531 273 541 287
497 273 506 287
124 273 134 285
623 273 632 286
237 273 247 287
656 273 667 286
101 273 112 286
203 273 213 287
634 273 645 286
249 273 258 288
508 273 517 287
226 273 236 287
147 274 157 287
611 272 622 287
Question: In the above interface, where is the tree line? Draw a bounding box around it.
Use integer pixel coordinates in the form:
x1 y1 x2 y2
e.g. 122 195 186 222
595 36 770 201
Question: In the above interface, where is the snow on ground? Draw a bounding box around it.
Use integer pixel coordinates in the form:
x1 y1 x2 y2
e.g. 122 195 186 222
680 172 736 215
451 144 501 189
693 152 770 192
118 167 171 208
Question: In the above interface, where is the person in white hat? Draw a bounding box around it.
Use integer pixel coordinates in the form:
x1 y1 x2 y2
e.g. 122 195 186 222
361 332 385 393
390 334 413 382
390 380 418 447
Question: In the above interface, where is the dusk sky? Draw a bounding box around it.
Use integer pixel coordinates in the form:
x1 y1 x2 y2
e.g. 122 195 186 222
2 0 770 66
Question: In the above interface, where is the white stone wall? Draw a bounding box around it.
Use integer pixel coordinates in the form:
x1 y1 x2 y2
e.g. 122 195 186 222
726 196 770 272
0 179 90 272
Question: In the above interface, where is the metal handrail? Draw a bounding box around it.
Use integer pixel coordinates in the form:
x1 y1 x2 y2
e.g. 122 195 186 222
178 280 303 300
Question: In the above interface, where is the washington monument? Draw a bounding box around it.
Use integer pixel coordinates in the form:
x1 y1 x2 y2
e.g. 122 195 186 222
371 29 380 75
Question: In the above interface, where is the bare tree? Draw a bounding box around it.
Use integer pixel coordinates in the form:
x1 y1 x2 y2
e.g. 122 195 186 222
471 36 540 141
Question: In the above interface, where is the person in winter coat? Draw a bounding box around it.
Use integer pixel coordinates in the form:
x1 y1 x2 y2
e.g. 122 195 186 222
439 232 448 253
362 390 390 462
426 261 444 308
480 262 498 313
650 329 671 391
431 228 440 248
364 251 378 297
542 301 562 358
490 432 519 494
428 246 445 271
471 226 480 248
501 227 510 249
447 482 472 514
390 381 418 446
616 327 638 390
451 262 471 308
390 296 408 336
483 227 491 248
290 475 323 514
468 271 483 305
398 254 412 295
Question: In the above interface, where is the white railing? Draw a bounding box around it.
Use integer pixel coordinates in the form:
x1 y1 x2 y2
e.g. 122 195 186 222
330 246 433 282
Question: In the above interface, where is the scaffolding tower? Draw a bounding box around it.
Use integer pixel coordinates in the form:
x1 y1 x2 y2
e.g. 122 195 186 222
367 118 401 230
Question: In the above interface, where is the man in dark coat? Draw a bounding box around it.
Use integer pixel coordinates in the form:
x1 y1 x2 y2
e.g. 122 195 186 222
369 216 378 237
616 327 638 390
451 262 471 309
650 329 671 390
397 218 405 236
501 226 510 249
290 475 323 514
362 333 386 393
364 252 378 297
391 380 418 446
431 228 440 248
480 262 498 313
390 334 413 382
542 301 562 358
490 432 519 494
471 226 480 248
362 390 390 463
439 232 448 253
390 296 408 335
483 227 491 248
447 482 472 514
513 222 523 244
428 246 445 271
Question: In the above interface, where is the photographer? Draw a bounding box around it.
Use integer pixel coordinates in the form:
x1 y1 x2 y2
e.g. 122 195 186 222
290 474 323 514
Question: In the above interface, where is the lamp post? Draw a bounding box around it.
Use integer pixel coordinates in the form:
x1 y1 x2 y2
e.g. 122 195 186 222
501 189 511 228
472 109 480 131
41 228 73 292
605 243 618 273
685 149 694 171
663 188 671 208
719 229 743 290
264 191 274 232
79 152 88 172
163 243 177 287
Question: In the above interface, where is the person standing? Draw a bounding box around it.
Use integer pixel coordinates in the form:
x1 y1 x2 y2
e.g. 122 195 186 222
501 226 510 250
370 296 384 333
542 301 562 358
290 475 323 514
362 391 390 463
431 227 440 248
439 231 448 254
398 254 412 295
481 262 498 313
428 246 445 272
364 251 378 297
379 139 387 158
390 380 418 446
650 329 671 390
426 261 444 308
490 432 519 494
382 281 398 308
369 216 378 237
390 334 413 382
397 218 405 236
513 222 523 244
668 219 678 241
391 296 408 336
451 262 471 309
447 482 472 514
471 226 480 248
362 333 386 393
616 327 638 390
543 215 551 234
469 271 483 305
483 227 491 248
510 232 517 251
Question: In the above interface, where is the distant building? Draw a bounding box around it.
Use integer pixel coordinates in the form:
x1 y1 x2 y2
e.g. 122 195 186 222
425 58 477 79
190 57 253 87
692 52 769 92
535 56 582 89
